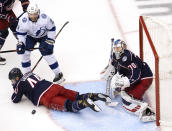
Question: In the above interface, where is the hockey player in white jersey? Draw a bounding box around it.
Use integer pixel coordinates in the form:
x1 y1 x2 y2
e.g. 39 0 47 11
16 3 64 83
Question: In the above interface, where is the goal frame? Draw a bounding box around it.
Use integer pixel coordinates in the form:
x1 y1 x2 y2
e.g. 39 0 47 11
139 16 160 126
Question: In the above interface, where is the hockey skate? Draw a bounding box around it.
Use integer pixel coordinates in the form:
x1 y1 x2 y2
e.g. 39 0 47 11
92 93 119 107
85 98 101 112
53 72 65 84
0 56 6 65
89 93 112 103
139 107 156 122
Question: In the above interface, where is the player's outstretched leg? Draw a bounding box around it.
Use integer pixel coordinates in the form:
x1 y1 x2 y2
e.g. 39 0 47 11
66 98 101 112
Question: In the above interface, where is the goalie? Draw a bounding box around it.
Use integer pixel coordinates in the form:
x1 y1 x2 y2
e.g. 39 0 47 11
100 39 155 122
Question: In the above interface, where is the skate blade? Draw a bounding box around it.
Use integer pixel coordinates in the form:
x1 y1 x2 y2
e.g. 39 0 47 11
105 101 119 107
0 62 6 65
140 115 156 122
54 78 65 84
98 94 112 103
87 98 101 112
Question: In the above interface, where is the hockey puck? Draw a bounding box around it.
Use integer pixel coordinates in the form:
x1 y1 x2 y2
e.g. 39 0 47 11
31 109 36 114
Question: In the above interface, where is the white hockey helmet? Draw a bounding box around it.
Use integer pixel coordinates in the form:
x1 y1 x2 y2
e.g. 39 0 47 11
27 2 40 15
112 39 126 59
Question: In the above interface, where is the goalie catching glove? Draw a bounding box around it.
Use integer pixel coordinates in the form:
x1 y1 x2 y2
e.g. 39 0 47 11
110 73 130 91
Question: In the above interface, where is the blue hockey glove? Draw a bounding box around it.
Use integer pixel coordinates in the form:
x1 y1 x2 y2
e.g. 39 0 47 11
45 38 55 51
17 42 25 54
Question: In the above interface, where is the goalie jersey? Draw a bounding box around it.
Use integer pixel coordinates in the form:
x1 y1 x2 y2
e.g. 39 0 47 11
11 72 53 106
111 49 153 86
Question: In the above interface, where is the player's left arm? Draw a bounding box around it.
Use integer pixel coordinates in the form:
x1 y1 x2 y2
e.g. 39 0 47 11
11 84 23 103
19 0 30 12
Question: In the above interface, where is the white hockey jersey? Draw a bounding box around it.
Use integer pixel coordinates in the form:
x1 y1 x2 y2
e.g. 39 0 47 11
16 10 56 44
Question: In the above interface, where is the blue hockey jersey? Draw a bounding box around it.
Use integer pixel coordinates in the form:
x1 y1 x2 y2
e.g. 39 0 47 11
111 49 153 86
11 72 53 106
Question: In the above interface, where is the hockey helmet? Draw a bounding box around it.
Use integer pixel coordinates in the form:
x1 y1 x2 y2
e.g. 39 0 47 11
112 39 126 59
27 3 40 15
27 3 40 22
9 68 23 81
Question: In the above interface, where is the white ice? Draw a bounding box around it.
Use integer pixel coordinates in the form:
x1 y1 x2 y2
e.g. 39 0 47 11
0 0 172 130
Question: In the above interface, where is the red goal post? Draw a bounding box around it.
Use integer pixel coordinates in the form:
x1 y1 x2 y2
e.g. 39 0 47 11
139 16 172 126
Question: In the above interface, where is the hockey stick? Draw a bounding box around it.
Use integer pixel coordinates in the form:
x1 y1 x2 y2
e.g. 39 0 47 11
31 21 69 72
105 77 119 107
0 47 42 54
104 38 119 107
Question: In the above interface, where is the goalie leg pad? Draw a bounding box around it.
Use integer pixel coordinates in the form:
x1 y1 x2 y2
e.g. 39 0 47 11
121 91 148 116
121 91 155 122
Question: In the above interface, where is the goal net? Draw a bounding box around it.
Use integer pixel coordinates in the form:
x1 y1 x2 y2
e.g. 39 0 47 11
139 16 172 126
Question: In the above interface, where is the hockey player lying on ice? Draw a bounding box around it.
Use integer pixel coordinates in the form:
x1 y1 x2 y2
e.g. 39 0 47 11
100 39 156 122
9 67 112 112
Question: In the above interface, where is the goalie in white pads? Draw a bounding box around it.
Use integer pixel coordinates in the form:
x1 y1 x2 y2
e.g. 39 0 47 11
16 2 64 83
101 39 155 122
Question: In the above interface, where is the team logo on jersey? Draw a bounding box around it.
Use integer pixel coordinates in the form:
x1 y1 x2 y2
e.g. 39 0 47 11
41 14 47 19
122 56 127 62
22 17 27 23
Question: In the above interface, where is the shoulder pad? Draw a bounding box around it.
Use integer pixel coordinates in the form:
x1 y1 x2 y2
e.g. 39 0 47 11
41 14 47 19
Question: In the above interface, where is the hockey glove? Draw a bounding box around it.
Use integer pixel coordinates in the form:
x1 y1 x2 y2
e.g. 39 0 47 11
110 73 130 91
17 42 25 54
45 38 55 51
22 2 30 12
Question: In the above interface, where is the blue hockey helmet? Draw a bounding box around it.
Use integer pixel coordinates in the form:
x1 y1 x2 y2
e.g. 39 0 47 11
112 39 126 59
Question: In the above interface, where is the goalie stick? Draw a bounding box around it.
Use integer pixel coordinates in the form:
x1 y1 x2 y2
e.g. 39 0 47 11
105 38 119 107
31 21 69 72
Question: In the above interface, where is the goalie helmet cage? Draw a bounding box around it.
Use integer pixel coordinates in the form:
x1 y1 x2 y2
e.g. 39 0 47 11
139 16 172 126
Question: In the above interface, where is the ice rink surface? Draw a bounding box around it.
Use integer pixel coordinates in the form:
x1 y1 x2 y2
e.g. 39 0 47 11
0 0 172 130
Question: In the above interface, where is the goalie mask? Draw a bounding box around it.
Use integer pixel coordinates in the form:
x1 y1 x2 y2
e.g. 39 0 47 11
112 39 126 59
